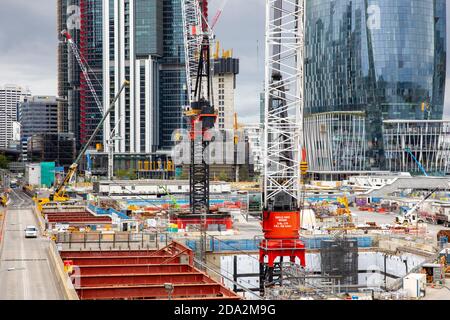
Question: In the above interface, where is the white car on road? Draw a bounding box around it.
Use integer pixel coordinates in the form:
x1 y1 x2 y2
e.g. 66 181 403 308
25 226 38 238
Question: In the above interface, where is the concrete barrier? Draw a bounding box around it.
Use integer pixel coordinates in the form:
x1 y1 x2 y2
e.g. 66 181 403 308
46 240 79 300
31 205 45 233
31 202 79 299
0 208 6 257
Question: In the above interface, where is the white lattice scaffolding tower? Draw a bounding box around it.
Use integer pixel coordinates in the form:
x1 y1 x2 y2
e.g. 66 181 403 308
263 0 304 208
181 0 204 104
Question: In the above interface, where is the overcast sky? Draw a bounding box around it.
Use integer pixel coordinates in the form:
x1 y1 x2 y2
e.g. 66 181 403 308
0 0 449 122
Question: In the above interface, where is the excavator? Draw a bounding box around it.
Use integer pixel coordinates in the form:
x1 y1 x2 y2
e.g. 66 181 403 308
336 196 353 223
35 31 129 212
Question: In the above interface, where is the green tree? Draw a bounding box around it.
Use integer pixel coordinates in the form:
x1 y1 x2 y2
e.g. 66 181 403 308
239 166 250 182
128 169 137 180
179 171 189 180
115 169 138 180
115 169 129 179
218 170 229 182
0 155 9 169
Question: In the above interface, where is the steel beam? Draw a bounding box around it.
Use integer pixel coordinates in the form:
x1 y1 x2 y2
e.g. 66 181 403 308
74 264 195 276
61 250 169 258
77 283 237 300
73 272 211 287
48 217 112 223
62 256 181 266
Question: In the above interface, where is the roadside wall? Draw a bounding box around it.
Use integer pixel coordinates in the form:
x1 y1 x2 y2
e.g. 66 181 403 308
0 208 6 256
46 241 79 300
32 204 79 300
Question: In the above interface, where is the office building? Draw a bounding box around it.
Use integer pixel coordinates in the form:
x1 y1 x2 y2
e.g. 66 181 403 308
158 0 188 151
243 124 263 174
18 96 59 161
0 85 31 149
19 96 59 139
304 0 447 176
383 120 450 175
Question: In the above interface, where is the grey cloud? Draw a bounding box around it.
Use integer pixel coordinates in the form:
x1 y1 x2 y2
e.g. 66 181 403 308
3 0 448 123
0 0 57 95
210 0 265 123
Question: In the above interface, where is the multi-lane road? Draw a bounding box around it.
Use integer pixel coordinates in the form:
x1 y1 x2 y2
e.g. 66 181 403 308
0 190 63 300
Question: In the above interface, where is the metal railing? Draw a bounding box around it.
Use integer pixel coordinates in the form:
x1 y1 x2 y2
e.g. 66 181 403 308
54 231 173 250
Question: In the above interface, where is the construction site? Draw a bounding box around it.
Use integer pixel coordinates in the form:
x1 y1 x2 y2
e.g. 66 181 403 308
1 0 450 302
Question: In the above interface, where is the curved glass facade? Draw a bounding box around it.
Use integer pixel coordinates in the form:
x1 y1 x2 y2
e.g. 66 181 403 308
305 0 446 170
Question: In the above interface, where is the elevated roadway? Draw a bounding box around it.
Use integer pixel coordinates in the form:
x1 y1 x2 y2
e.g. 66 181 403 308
0 190 63 300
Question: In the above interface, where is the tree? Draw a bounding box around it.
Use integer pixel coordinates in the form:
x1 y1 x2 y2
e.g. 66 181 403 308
0 155 9 169
239 166 250 182
218 170 229 182
115 169 128 179
178 171 189 180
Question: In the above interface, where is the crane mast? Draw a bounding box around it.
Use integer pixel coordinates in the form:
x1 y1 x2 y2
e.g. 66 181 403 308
181 0 206 105
260 0 306 295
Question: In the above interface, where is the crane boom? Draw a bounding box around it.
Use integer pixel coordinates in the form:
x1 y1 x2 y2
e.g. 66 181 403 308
61 30 103 114
405 187 439 218
53 81 129 198
405 147 428 176
210 0 230 30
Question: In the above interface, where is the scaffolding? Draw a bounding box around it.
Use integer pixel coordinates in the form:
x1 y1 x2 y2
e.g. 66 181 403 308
264 262 345 300
320 239 358 290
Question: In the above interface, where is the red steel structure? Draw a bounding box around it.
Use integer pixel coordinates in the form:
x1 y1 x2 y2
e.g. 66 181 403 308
199 0 208 30
44 210 112 227
61 242 240 300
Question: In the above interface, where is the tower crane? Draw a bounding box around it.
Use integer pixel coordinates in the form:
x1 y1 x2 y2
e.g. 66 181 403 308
260 0 306 295
61 30 103 114
179 0 239 268
35 31 129 210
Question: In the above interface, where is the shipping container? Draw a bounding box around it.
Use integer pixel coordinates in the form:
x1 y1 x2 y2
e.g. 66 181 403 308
25 163 41 186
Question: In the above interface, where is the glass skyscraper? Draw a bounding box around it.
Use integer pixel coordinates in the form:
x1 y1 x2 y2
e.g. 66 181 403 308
80 0 103 147
304 0 447 172
159 0 188 150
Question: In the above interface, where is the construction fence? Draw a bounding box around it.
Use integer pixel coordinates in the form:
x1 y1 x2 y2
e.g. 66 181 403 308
54 231 173 250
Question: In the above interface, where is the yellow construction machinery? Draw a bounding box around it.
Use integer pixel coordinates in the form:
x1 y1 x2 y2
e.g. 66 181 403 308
336 196 353 222
1 193 8 207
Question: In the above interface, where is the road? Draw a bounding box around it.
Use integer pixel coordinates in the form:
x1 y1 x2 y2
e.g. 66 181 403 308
0 190 63 300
